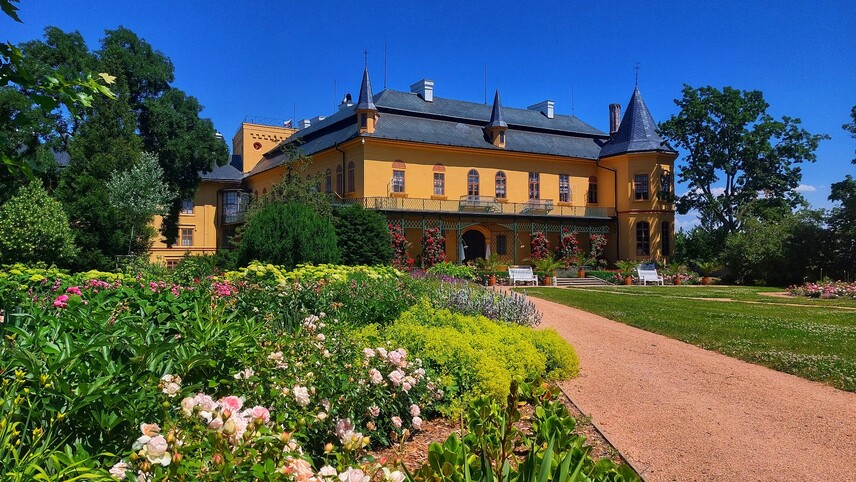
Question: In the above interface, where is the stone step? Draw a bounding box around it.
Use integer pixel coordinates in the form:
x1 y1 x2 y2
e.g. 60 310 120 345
555 277 614 287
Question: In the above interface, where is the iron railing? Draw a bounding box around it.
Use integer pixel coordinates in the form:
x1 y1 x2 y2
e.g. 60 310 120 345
333 196 615 219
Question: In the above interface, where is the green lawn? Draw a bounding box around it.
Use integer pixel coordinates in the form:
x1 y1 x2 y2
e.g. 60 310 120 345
520 286 856 392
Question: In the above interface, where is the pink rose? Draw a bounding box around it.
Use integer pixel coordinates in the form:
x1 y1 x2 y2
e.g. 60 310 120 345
368 405 380 418
290 457 314 482
140 423 161 437
412 416 423 430
208 418 224 430
369 369 383 385
363 348 375 358
220 396 243 412
53 294 69 308
180 397 196 416
391 416 402 428
109 461 130 479
409 404 420 417
387 369 404 386
251 405 270 423
339 467 369 482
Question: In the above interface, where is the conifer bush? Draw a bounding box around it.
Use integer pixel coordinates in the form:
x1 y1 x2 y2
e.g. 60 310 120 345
237 202 340 269
333 204 393 265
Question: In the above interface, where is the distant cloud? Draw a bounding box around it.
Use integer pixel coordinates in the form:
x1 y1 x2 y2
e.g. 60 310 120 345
795 184 817 192
688 186 726 197
675 214 700 231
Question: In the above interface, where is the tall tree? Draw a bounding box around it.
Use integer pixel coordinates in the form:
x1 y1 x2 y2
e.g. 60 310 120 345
845 105 856 165
659 85 828 234
140 88 228 245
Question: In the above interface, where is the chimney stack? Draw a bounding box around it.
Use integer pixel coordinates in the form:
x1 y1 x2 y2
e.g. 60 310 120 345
609 103 621 137
528 100 555 119
410 79 434 102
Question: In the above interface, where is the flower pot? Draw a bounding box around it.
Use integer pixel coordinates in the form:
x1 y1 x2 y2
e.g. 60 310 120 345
577 269 585 279
624 276 633 286
702 276 711 286
674 277 682 285
543 276 552 286
488 275 497 286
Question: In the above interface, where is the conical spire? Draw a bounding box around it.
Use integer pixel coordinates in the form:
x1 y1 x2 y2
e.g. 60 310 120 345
356 67 376 111
487 90 507 128
599 86 675 158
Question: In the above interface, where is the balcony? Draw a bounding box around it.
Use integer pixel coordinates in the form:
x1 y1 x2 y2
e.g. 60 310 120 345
332 196 615 219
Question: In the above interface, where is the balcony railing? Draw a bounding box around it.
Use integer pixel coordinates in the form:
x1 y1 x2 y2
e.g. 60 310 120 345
333 196 615 219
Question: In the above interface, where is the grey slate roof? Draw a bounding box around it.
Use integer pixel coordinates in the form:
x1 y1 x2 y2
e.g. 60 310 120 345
599 87 676 158
355 67 376 111
200 163 243 182
254 83 612 176
486 90 507 128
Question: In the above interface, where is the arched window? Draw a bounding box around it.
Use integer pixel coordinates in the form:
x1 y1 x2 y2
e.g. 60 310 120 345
495 171 507 199
528 172 540 200
391 160 405 193
335 165 343 195
662 221 671 257
433 164 445 195
587 176 598 204
636 221 650 256
347 161 355 193
467 169 480 197
325 169 332 193
559 174 570 203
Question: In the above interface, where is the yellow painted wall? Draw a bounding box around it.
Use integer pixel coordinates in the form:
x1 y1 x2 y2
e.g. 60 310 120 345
149 181 234 265
361 139 604 206
232 122 297 173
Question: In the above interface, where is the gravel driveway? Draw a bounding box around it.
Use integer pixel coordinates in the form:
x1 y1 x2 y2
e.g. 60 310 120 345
527 292 856 481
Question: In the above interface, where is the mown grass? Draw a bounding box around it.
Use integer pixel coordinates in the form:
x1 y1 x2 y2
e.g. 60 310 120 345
520 286 856 392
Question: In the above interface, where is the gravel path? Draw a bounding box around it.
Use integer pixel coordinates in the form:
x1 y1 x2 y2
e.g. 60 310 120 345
527 292 856 481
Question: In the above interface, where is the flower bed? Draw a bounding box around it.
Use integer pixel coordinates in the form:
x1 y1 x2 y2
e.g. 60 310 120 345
0 262 635 480
788 281 856 299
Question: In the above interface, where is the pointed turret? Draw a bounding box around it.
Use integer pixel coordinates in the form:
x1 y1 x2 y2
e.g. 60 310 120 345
485 90 508 148
355 67 378 134
599 87 676 158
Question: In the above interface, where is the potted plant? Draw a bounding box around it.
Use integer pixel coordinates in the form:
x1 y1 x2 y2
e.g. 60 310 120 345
615 260 638 285
569 250 594 279
533 257 564 286
476 254 503 286
695 260 720 286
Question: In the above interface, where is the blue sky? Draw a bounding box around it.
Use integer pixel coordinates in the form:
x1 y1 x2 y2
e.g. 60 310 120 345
4 0 855 227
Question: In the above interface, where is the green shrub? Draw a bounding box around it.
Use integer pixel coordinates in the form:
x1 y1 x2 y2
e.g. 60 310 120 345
237 202 340 269
427 261 476 280
380 302 579 414
170 253 218 284
333 204 393 265
0 182 76 266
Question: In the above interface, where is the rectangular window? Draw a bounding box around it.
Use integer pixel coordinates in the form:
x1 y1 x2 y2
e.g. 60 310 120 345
660 171 672 195
166 259 180 269
495 173 506 199
662 221 671 256
559 174 570 203
347 164 355 193
433 172 445 195
181 228 193 247
180 198 194 214
360 114 367 128
588 179 598 204
528 172 540 200
392 170 405 193
636 222 650 256
635 174 649 200
496 234 508 256
223 191 238 215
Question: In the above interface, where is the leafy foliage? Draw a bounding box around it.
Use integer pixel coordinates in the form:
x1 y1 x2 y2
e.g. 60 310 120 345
0 182 76 265
659 85 828 235
333 204 393 266
422 282 542 327
427 262 477 281
238 202 341 269
421 227 446 268
389 223 414 270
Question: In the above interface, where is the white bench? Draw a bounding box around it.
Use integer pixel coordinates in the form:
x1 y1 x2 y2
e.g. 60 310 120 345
637 266 664 285
508 266 539 286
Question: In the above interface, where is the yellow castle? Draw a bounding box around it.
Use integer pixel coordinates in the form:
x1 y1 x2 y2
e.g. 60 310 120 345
151 68 677 267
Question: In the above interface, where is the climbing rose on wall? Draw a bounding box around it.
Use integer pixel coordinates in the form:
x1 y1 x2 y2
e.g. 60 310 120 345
560 229 579 265
530 231 550 261
388 223 414 270
589 234 608 266
421 227 446 268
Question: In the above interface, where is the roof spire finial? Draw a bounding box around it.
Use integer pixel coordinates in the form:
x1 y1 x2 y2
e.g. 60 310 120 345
634 62 640 86
487 89 507 128
356 64 376 111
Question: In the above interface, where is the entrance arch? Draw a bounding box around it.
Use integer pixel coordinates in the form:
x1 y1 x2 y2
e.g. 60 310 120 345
461 229 486 262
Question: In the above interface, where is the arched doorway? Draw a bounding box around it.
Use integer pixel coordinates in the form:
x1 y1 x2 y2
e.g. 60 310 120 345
461 230 486 262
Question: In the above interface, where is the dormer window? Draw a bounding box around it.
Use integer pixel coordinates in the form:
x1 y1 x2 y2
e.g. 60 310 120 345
499 131 505 144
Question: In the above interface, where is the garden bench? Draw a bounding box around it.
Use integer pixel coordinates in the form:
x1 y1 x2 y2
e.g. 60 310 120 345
508 266 539 286
637 265 664 285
